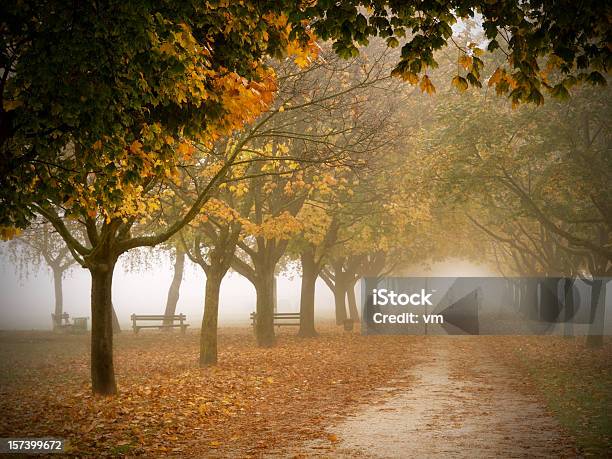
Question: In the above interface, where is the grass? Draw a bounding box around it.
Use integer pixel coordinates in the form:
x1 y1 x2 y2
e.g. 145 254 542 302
510 337 612 456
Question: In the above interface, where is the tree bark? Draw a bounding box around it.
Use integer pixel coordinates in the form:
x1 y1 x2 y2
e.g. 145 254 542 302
90 263 117 395
200 270 223 366
586 279 606 348
347 280 359 322
333 276 348 325
52 267 63 329
164 247 185 326
112 304 121 333
299 249 318 337
254 264 276 347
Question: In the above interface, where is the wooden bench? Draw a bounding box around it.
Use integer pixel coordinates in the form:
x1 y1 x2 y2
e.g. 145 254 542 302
52 312 71 331
72 317 89 332
250 312 300 328
131 314 189 334
52 313 89 333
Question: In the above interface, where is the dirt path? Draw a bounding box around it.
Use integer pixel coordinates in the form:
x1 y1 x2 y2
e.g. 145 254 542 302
297 337 575 458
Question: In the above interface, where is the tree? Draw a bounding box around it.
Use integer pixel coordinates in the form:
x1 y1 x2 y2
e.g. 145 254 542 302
182 194 248 366
419 43 610 345
4 221 76 328
227 44 399 345
163 244 186 327
1 3 316 394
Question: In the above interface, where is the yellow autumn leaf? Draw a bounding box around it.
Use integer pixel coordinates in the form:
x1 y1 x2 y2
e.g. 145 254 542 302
451 75 468 93
294 55 310 68
158 42 175 55
458 54 472 70
402 71 419 85
177 142 193 159
419 75 436 95
488 67 503 87
129 140 142 153
3 99 23 111
0 226 22 241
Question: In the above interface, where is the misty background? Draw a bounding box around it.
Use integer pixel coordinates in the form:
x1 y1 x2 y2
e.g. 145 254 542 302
0 252 491 330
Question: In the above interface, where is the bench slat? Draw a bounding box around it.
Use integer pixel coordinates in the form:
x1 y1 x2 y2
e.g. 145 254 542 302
132 315 185 319
131 314 185 316
132 313 189 334
250 312 300 328
250 313 300 317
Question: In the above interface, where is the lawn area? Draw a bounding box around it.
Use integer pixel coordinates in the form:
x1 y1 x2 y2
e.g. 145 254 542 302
496 336 612 457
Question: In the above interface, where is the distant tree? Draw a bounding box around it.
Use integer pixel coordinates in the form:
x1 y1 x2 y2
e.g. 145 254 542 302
162 243 186 327
5 221 76 328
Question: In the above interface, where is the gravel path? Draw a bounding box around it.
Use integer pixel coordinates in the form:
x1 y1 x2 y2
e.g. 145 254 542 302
296 337 575 458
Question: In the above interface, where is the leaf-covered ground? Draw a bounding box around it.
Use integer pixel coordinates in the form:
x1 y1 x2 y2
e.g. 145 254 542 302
0 330 609 457
0 326 424 456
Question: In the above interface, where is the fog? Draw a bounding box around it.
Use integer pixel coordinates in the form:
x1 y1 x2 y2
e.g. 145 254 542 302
0 251 491 330
0 249 330 330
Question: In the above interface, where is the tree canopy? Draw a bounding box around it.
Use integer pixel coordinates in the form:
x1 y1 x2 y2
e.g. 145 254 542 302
2 0 610 232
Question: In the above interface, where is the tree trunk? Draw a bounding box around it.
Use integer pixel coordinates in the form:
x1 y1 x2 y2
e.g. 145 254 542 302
518 279 527 314
524 278 539 320
299 249 318 337
539 278 560 322
333 277 348 325
563 277 575 337
90 263 117 395
164 247 185 326
200 270 223 366
586 279 606 348
273 275 278 313
52 267 63 329
112 304 121 333
513 280 521 310
347 280 359 322
254 265 276 347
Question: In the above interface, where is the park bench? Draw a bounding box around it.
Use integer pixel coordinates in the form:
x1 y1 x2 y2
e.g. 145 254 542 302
131 313 189 334
250 312 301 328
51 313 89 333
51 312 71 330
72 317 89 332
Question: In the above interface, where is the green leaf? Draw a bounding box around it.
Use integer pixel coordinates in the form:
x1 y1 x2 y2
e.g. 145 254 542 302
386 37 400 48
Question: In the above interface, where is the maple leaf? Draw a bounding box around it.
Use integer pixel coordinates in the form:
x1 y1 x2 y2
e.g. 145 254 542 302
451 75 468 93
419 75 436 95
